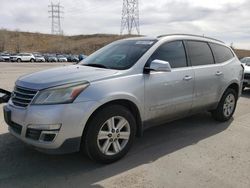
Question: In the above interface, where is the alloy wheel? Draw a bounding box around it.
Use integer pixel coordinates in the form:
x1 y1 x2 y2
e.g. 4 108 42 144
223 93 235 117
97 116 130 156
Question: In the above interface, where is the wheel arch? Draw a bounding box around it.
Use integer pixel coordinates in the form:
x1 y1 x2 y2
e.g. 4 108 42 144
82 99 143 140
223 82 240 99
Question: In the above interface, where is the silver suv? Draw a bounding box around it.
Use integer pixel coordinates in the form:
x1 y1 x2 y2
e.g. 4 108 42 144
3 34 243 163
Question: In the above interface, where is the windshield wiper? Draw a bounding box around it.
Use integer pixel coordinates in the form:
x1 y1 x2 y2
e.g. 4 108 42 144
83 63 109 69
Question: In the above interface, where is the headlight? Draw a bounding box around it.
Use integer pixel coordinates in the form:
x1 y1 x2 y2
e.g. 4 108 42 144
32 82 89 105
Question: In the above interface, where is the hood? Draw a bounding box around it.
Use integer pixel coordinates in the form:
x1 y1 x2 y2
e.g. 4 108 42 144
16 65 119 90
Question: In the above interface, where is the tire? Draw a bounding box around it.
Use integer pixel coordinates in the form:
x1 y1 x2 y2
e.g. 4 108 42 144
242 86 245 92
82 105 136 164
30 59 35 62
17 59 21 63
211 88 237 122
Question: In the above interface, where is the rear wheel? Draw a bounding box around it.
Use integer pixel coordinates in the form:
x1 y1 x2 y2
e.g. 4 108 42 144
211 88 237 122
17 59 21 63
82 105 136 163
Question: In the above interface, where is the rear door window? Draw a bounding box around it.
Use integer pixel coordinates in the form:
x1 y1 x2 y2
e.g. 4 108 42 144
186 41 214 66
209 43 234 63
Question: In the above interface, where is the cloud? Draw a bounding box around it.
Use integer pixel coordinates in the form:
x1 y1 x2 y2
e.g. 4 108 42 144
0 0 249 49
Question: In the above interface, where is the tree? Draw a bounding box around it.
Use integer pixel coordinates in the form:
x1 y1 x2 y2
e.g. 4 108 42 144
0 29 8 52
13 30 21 53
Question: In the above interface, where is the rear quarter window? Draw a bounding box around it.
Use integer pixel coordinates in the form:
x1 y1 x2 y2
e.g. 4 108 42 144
209 43 234 63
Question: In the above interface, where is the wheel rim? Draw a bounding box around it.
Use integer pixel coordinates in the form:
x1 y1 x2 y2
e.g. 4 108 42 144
223 93 235 117
97 116 130 156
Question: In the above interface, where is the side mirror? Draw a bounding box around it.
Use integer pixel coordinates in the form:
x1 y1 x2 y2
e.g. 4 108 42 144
145 59 172 72
0 89 11 104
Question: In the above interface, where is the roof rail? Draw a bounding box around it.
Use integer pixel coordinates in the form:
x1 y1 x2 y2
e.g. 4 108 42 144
157 34 224 43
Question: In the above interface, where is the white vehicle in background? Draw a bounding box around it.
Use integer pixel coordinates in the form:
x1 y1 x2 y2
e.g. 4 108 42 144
0 53 10 62
34 55 45 62
240 57 250 91
57 55 68 62
10 53 35 62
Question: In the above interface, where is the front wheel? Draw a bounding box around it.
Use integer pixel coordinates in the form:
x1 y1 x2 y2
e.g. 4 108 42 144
211 88 237 122
82 105 136 163
30 59 35 62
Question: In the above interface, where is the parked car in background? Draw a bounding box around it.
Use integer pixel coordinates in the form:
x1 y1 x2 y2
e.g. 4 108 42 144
0 53 10 62
67 55 79 62
10 53 35 62
240 57 250 65
79 54 87 61
43 54 50 62
34 54 45 62
2 34 243 163
47 55 58 62
0 56 5 62
57 55 68 62
240 57 250 91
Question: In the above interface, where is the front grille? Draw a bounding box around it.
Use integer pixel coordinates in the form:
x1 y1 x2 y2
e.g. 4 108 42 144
244 73 250 80
11 86 38 107
9 122 22 135
26 128 42 140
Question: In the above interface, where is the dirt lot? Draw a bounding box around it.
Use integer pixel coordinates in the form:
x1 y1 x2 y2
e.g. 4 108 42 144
0 62 250 188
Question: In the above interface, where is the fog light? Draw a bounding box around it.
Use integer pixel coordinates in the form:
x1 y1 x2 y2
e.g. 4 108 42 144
28 124 61 130
41 133 56 142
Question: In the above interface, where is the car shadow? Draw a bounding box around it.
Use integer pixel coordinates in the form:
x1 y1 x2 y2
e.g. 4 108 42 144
0 112 232 187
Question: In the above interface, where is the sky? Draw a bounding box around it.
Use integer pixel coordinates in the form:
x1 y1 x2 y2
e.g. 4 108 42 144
0 0 249 49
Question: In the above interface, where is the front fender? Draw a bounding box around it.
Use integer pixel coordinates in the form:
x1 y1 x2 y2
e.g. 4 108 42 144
96 92 144 119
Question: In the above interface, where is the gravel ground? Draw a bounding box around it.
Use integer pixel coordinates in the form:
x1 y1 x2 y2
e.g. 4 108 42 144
0 62 250 188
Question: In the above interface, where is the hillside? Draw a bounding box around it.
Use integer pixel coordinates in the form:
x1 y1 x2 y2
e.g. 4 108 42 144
0 30 132 55
0 29 249 58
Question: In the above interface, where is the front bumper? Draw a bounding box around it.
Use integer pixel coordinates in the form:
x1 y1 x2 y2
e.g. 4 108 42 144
243 79 250 87
3 100 98 154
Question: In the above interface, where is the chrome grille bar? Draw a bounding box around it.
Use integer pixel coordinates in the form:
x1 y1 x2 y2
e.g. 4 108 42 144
11 86 38 107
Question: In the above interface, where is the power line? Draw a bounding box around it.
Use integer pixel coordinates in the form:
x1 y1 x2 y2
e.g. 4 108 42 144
48 2 64 35
120 0 140 35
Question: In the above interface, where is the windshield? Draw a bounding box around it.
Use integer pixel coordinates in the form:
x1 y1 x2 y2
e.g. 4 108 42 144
80 39 156 70
241 57 250 64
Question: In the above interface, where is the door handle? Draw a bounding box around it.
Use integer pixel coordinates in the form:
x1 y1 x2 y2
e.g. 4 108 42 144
215 71 223 76
183 75 192 81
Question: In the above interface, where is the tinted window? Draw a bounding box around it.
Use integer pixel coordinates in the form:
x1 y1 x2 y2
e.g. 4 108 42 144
150 41 187 68
186 41 214 66
246 58 250 63
209 43 234 63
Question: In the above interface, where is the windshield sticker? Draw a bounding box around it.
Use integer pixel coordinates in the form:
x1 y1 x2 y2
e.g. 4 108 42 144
135 41 154 45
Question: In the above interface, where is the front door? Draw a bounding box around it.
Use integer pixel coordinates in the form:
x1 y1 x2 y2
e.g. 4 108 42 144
144 41 194 126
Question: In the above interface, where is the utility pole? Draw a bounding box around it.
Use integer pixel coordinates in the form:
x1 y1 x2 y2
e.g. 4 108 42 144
48 2 63 35
120 0 140 35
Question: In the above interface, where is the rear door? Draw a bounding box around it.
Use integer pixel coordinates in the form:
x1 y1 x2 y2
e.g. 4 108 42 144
21 53 27 61
185 41 223 110
144 41 195 125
